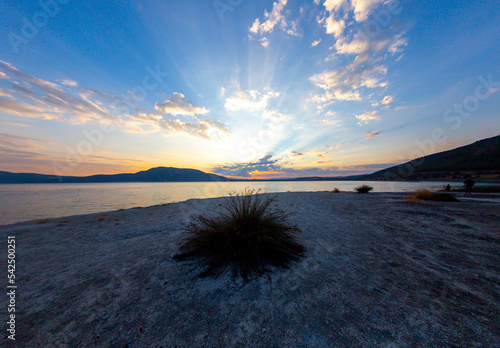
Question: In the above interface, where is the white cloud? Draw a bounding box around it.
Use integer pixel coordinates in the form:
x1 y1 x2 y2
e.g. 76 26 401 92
255 0 287 34
356 111 379 125
334 36 370 55
351 0 385 22
381 95 394 105
61 79 78 87
323 0 347 12
311 39 322 47
310 59 387 103
389 35 408 54
159 117 229 140
155 93 209 116
260 37 270 48
325 16 345 38
224 89 279 111
248 0 301 46
0 60 229 140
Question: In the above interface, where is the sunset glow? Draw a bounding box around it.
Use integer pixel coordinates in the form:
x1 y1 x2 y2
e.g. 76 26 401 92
1 0 499 178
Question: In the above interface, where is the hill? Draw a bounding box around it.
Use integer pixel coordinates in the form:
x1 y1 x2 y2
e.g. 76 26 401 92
366 134 500 181
0 167 231 184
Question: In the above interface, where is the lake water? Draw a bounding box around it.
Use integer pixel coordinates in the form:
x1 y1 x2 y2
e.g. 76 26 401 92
0 180 480 225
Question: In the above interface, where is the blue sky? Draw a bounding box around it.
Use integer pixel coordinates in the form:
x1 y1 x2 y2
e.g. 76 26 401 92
0 0 499 178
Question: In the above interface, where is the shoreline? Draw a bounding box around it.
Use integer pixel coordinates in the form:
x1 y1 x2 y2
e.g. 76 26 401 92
2 190 500 228
1 192 499 346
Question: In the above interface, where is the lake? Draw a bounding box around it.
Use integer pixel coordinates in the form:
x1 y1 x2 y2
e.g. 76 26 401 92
0 180 477 225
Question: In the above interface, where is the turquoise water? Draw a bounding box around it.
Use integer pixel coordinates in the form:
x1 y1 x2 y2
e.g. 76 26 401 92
0 180 485 225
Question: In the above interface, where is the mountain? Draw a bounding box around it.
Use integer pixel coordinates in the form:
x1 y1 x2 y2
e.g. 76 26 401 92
2 135 499 183
366 134 500 181
0 167 231 184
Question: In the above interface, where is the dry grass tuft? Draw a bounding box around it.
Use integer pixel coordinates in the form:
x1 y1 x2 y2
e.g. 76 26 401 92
331 187 340 193
406 189 459 202
173 188 306 281
97 214 107 221
354 185 373 193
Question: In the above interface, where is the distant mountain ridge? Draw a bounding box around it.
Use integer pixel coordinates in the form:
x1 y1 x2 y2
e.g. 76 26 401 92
0 167 231 184
1 135 499 183
366 134 500 181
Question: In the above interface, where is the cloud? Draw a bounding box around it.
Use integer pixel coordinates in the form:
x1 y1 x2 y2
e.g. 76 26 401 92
326 143 343 149
351 0 385 22
248 0 300 47
155 92 209 116
312 1 407 107
0 61 228 140
158 116 230 140
324 16 345 38
224 89 279 111
0 98 57 119
356 111 379 125
61 79 78 87
310 59 387 103
259 37 270 48
249 0 287 35
322 0 385 22
212 154 282 178
321 111 343 126
0 60 111 121
323 0 347 12
311 39 322 47
381 95 394 105
365 130 380 139
0 132 151 175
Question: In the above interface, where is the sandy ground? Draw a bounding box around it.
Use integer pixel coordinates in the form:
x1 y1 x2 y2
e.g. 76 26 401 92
1 192 499 347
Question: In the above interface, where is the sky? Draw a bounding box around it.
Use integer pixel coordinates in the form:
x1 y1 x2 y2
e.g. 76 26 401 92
0 0 499 179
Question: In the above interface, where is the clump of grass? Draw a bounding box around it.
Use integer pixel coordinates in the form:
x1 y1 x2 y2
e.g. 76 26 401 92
173 188 306 281
406 189 459 202
97 214 107 221
331 187 340 193
354 185 373 193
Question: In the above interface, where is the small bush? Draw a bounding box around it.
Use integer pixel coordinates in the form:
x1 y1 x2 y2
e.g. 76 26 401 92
173 189 306 281
331 187 340 193
354 185 373 193
406 189 459 202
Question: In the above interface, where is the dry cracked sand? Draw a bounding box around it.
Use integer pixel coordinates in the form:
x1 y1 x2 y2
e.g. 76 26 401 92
1 192 499 347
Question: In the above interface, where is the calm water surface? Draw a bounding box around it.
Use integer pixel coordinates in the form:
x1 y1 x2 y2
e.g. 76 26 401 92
0 180 482 225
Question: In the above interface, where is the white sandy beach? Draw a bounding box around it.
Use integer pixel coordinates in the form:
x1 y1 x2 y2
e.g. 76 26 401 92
1 191 499 347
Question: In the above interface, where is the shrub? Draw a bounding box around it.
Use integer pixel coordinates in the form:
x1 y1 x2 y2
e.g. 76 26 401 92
406 189 459 202
331 187 340 193
173 189 306 281
354 185 373 193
